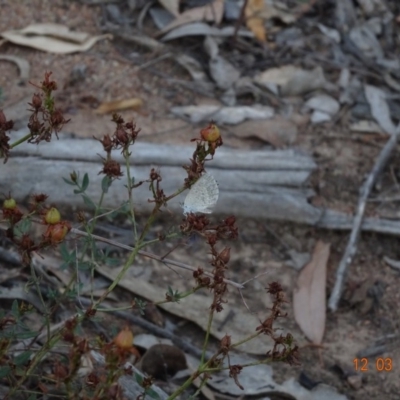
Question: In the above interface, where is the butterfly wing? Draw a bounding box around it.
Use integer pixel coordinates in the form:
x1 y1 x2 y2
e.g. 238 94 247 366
183 174 219 214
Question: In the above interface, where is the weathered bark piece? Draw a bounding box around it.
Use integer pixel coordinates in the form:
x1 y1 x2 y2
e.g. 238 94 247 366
2 130 318 224
4 131 400 235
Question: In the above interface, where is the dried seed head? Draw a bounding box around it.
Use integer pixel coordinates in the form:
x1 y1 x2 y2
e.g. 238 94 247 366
220 334 231 353
99 134 113 153
0 110 7 125
31 93 42 109
101 159 123 179
218 247 231 264
115 128 129 145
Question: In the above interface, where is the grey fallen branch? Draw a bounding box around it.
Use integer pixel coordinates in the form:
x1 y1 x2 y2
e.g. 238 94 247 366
328 123 400 312
6 131 400 234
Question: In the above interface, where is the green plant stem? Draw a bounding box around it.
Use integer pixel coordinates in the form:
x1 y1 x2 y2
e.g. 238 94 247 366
10 133 32 148
189 375 208 399
232 331 262 348
155 286 202 305
89 191 105 234
168 357 214 399
6 330 63 399
200 310 214 365
96 305 135 312
138 184 187 243
138 232 181 249
166 371 200 400
124 149 138 241
86 190 105 303
25 270 78 351
138 207 159 242
29 263 51 340
92 237 141 307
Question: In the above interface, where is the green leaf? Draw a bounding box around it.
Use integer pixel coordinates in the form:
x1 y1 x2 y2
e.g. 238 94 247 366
78 260 92 271
82 194 96 210
59 242 69 259
13 350 32 366
101 176 112 193
134 372 143 385
11 300 19 318
105 257 120 267
134 298 147 315
0 366 11 378
62 177 75 185
13 218 31 238
15 330 38 340
27 395 38 400
167 286 182 302
82 173 90 191
71 285 82 299
146 387 161 399
59 243 76 270
47 288 59 300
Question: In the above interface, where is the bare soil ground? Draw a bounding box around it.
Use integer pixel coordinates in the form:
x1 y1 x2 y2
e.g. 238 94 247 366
0 1 399 399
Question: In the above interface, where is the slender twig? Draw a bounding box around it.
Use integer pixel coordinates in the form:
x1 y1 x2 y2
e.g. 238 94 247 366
77 296 208 360
328 123 400 311
70 228 244 289
232 0 249 43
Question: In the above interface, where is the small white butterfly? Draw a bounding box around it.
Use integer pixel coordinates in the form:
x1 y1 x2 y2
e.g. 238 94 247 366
183 173 219 215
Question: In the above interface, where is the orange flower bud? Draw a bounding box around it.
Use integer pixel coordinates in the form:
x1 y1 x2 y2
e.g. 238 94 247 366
44 222 70 243
114 326 134 350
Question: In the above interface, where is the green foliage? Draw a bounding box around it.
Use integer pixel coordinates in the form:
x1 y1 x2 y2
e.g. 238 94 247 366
0 75 295 399
167 286 183 302
13 218 32 238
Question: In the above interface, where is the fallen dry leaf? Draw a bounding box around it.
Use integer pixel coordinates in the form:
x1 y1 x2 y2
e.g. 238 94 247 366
171 104 274 124
228 116 297 147
95 98 143 114
95 263 277 355
158 0 224 36
1 23 111 54
245 0 266 42
260 0 296 24
0 54 30 82
364 84 396 135
158 0 180 17
293 240 330 344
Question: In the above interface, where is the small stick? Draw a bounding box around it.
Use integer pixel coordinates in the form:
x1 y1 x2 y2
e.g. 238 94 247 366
328 123 400 312
77 296 209 360
232 0 248 43
71 228 244 290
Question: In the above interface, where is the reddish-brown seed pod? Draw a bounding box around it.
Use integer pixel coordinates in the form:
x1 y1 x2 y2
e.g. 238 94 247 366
114 326 134 350
200 123 221 143
44 221 70 243
219 247 231 264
